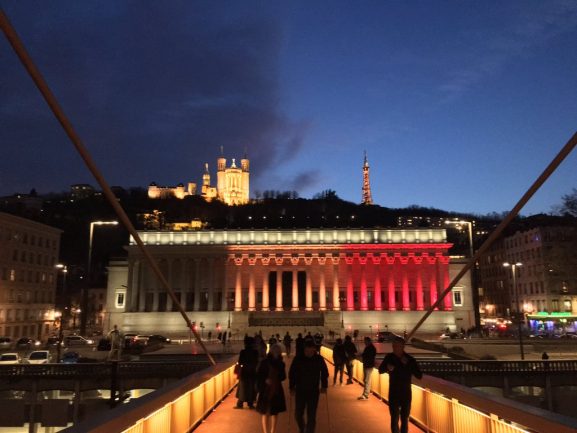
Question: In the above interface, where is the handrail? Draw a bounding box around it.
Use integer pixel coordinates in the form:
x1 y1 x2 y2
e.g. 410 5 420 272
61 359 238 433
320 346 577 433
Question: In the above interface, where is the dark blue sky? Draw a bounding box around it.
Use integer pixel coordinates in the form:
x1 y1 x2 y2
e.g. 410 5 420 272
1 1 576 215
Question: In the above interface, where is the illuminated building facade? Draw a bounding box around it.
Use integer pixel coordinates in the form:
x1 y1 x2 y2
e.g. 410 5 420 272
148 155 250 205
107 228 474 335
0 212 61 340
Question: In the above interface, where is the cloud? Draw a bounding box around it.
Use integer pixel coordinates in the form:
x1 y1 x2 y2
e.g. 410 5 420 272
438 1 577 102
0 2 307 194
289 170 321 192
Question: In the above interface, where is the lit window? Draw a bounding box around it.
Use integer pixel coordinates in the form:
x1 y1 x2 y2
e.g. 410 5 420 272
9 269 15 281
115 289 126 309
453 290 463 306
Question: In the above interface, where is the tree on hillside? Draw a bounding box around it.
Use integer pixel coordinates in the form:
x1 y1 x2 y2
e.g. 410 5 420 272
554 188 577 217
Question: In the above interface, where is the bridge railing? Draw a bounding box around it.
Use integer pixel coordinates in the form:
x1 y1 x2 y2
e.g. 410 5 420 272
417 359 577 374
320 346 577 433
62 359 237 433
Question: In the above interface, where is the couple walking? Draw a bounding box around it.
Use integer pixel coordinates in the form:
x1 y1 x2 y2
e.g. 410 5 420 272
236 337 328 433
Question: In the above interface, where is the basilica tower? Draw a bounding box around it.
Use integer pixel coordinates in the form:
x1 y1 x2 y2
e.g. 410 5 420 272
362 151 373 205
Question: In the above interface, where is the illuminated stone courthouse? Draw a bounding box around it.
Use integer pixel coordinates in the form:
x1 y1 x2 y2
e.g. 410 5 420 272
106 228 474 335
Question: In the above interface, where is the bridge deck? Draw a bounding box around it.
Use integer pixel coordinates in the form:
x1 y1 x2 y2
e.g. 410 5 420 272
194 355 421 433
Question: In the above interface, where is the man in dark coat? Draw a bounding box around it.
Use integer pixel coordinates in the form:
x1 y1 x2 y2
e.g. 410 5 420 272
283 332 293 357
295 333 305 358
332 338 346 385
289 340 329 433
358 336 377 400
235 337 259 409
378 336 422 433
343 335 357 384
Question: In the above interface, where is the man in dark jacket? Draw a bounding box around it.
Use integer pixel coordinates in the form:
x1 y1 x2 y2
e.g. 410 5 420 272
295 333 305 358
289 340 329 433
332 338 346 385
358 336 377 400
343 335 357 384
378 336 422 433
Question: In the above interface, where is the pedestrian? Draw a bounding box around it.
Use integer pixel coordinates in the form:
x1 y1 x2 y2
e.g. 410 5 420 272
332 338 346 386
295 333 305 358
541 351 549 360
235 336 259 409
358 336 376 400
208 331 212 341
222 330 228 352
378 336 422 433
108 324 122 361
289 340 329 433
283 332 293 357
255 334 267 361
256 344 287 433
343 335 357 384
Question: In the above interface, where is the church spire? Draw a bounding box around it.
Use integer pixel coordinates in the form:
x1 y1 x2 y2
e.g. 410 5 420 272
362 151 373 205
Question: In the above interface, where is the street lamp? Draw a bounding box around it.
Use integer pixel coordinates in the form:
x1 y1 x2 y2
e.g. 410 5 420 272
445 219 479 328
503 262 524 360
55 263 68 292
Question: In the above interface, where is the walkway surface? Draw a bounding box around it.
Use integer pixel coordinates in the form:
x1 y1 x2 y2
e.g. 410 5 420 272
194 355 421 433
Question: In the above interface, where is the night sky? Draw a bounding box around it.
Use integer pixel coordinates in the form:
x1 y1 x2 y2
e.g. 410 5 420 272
1 1 576 215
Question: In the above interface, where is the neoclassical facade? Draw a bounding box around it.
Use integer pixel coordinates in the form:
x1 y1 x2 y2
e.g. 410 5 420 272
106 228 474 335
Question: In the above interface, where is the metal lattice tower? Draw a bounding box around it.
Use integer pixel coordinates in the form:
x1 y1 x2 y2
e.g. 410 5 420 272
362 151 373 205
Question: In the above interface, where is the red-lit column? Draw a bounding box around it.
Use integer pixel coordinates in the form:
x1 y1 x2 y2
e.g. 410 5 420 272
306 272 313 311
346 257 354 311
427 255 438 310
401 256 410 311
248 268 256 311
332 257 340 311
373 255 382 311
360 257 368 311
234 261 242 311
414 257 424 311
319 257 327 311
292 269 299 311
387 255 396 311
276 266 283 311
440 256 452 310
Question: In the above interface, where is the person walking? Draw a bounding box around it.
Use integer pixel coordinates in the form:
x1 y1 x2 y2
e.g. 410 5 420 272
108 324 122 361
378 336 423 433
358 336 376 400
343 335 357 384
283 332 293 357
289 340 329 433
295 333 305 358
235 336 259 409
256 344 287 433
332 338 346 386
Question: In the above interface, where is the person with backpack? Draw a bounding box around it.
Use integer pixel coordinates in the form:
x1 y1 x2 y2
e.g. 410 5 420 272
289 340 329 433
343 335 357 384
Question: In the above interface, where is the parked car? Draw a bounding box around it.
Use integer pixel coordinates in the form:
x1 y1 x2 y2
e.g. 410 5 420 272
0 353 21 365
0 337 13 350
124 333 138 349
64 336 94 346
561 332 577 339
148 335 171 344
45 336 60 348
376 331 401 342
15 337 41 350
440 332 464 340
61 352 80 364
133 335 150 346
26 351 51 364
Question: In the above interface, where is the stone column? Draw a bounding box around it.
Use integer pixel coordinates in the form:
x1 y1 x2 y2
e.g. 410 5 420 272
207 258 215 311
360 258 368 311
262 271 269 311
373 256 382 311
129 260 140 312
414 257 424 311
319 265 326 311
248 267 256 311
193 259 201 311
234 265 242 311
306 272 313 311
292 269 299 311
346 259 354 311
428 256 438 309
401 257 410 311
387 256 396 311
332 259 340 311
276 269 283 311
166 260 173 312
221 260 229 311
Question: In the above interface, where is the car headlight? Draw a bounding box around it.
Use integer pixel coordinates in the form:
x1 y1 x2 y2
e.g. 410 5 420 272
34 341 41 346
87 340 94 344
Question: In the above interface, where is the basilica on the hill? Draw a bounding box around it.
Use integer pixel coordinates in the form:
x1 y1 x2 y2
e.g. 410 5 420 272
148 154 250 206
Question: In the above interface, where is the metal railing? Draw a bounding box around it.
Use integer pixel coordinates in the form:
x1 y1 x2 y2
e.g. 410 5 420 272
320 346 577 433
62 360 237 433
418 359 577 374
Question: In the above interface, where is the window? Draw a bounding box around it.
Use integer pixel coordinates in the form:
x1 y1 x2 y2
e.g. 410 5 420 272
452 290 463 307
115 290 126 309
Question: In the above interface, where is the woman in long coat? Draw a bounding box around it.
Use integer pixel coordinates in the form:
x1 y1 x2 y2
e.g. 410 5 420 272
256 343 287 433
235 336 259 409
